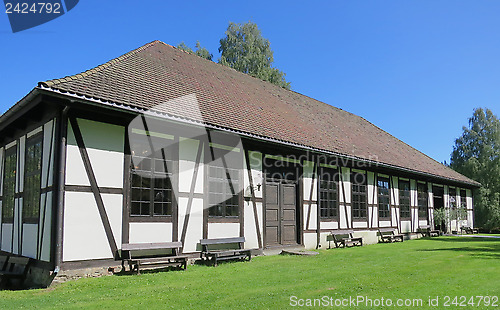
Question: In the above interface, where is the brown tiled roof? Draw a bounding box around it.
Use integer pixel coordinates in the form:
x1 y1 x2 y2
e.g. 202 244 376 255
40 40 478 186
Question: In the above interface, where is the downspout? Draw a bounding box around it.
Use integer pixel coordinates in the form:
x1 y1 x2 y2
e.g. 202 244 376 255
53 106 70 273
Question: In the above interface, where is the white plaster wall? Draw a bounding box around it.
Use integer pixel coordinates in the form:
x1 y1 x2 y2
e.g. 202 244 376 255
353 221 368 228
177 197 203 253
243 151 263 199
320 221 338 230
39 192 52 262
379 220 391 228
41 120 55 189
63 192 117 261
65 145 90 186
1 224 13 252
401 220 411 233
305 203 318 231
129 222 173 244
178 138 204 194
243 201 260 249
303 232 317 249
208 223 239 239
21 224 37 258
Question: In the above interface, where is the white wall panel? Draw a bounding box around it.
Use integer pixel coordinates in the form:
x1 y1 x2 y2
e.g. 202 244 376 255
401 220 411 233
177 197 203 253
65 144 90 186
179 138 204 194
243 201 259 249
41 120 55 188
320 221 338 230
208 223 239 239
303 232 317 249
1 224 13 252
129 222 173 244
63 192 113 261
21 224 37 258
353 221 368 229
39 192 52 262
244 151 263 199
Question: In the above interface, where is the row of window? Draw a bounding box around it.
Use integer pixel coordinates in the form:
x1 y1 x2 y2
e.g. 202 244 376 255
1 134 43 223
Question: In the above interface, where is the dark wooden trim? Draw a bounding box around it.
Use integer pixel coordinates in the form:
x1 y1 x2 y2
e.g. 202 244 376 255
60 258 120 271
244 150 263 249
121 153 131 245
339 169 350 229
38 120 55 260
244 196 263 203
171 135 179 242
15 138 21 254
371 173 377 228
128 216 173 223
180 140 203 250
206 217 240 223
305 162 316 231
69 117 118 258
64 185 123 195
177 192 204 199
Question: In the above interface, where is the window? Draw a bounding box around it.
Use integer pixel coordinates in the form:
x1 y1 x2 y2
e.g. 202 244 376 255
351 171 367 219
378 177 390 219
449 188 457 209
399 180 411 219
130 136 173 217
319 167 338 219
417 183 427 219
460 189 467 209
2 146 16 223
23 134 43 222
208 164 240 218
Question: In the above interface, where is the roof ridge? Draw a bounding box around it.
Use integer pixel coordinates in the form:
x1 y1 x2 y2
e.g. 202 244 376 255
39 40 162 87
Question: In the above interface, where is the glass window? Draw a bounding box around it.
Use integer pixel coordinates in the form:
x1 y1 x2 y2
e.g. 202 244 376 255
449 188 457 209
130 136 173 217
399 180 411 219
208 164 240 218
23 134 43 222
417 183 428 219
460 189 467 209
378 177 390 219
319 167 338 219
351 171 367 219
2 146 17 223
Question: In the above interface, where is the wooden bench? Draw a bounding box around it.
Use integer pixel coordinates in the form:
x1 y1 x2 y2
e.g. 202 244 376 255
328 230 363 249
121 242 188 274
417 225 440 237
378 228 404 243
200 237 253 266
461 226 479 234
0 255 32 287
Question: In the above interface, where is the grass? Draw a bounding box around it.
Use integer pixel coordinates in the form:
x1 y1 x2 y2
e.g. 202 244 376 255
0 237 499 309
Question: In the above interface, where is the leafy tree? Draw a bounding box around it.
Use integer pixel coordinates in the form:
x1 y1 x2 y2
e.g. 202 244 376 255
218 22 290 89
177 41 213 61
450 108 500 230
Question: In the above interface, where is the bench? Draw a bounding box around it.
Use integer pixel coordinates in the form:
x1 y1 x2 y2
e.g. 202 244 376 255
328 230 363 249
417 225 440 237
377 228 404 243
0 255 32 287
121 242 188 274
200 237 253 266
460 226 479 234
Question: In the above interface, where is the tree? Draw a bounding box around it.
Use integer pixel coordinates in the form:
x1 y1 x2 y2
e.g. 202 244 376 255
218 22 290 89
450 108 500 230
176 41 213 61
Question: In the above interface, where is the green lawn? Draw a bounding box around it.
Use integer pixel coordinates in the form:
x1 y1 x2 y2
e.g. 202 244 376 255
1 237 499 309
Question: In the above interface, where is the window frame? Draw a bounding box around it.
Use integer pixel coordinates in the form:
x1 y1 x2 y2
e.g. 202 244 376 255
129 132 175 221
460 189 467 209
417 182 428 219
351 171 367 220
207 163 241 220
23 133 43 224
398 180 411 219
319 166 339 220
2 145 17 224
377 176 391 219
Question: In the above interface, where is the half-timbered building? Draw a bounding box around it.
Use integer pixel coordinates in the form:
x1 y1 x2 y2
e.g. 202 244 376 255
0 41 480 284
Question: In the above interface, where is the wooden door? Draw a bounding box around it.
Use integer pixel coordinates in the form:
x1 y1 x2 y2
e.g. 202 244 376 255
265 182 297 246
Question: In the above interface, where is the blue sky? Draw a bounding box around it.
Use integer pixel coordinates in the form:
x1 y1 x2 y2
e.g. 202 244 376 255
1 1 499 164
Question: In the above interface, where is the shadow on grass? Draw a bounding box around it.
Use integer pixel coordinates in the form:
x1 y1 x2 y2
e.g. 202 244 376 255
417 237 500 259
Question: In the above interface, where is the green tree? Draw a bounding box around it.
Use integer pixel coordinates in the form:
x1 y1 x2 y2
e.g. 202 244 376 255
218 22 290 89
177 41 213 61
450 108 500 230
